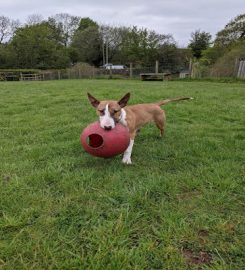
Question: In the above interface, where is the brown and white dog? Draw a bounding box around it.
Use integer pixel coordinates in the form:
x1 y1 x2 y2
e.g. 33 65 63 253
87 93 192 164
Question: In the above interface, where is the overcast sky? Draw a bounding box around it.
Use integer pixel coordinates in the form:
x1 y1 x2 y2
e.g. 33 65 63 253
1 0 244 47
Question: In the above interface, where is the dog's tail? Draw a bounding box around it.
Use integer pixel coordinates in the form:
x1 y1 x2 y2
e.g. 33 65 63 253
156 97 193 106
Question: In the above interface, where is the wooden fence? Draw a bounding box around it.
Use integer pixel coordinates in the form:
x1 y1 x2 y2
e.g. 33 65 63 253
20 73 44 81
19 67 156 81
1 59 244 81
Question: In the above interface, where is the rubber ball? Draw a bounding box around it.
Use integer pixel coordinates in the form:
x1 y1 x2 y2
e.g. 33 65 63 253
80 121 130 158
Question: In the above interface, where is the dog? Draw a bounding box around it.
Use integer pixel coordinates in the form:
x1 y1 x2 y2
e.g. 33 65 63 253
87 92 192 164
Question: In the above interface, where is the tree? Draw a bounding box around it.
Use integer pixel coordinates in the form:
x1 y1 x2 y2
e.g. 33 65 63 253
158 44 185 72
147 30 175 67
116 26 176 66
11 23 70 68
200 46 226 65
48 13 80 46
0 15 20 44
0 43 17 68
188 30 212 59
78 17 98 31
100 25 129 64
214 13 245 46
71 18 102 65
26 14 44 25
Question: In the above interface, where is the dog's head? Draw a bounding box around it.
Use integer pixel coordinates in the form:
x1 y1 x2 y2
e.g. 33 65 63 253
87 92 130 130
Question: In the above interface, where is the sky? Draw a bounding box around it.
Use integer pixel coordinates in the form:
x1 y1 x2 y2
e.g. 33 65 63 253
1 0 244 47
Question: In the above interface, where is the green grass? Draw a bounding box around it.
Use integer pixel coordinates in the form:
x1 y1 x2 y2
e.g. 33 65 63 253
0 79 244 270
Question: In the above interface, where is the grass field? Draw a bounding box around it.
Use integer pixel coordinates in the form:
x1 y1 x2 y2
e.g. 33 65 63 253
0 79 244 269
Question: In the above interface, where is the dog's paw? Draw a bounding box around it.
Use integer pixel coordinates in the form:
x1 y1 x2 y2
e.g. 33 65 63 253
122 156 132 165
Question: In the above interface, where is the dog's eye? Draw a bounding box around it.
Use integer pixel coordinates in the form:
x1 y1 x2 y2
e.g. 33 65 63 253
113 109 119 114
98 109 105 115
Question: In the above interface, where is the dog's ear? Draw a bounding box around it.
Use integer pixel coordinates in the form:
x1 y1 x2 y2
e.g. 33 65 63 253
87 93 100 108
118 92 130 108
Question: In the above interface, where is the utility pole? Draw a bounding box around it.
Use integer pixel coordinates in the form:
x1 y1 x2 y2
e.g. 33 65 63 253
106 41 109 64
102 41 105 66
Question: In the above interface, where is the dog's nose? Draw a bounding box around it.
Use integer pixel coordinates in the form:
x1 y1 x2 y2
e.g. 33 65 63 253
104 126 112 131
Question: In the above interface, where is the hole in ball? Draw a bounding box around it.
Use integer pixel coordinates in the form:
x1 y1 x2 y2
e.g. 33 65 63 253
87 134 104 148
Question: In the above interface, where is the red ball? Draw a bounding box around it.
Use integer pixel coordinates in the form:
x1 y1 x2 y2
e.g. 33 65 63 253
80 121 130 158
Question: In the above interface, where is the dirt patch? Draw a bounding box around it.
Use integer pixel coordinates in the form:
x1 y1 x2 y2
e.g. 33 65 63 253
181 248 212 269
2 175 11 184
198 229 209 245
176 190 202 200
198 229 209 237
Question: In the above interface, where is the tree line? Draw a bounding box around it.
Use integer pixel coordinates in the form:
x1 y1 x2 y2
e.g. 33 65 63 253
0 14 189 70
0 13 244 72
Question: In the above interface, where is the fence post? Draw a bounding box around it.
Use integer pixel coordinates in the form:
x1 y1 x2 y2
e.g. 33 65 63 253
109 66 112 79
58 70 61 80
240 60 245 79
237 60 243 78
155 60 159 74
189 58 193 78
130 63 133 78
191 61 197 78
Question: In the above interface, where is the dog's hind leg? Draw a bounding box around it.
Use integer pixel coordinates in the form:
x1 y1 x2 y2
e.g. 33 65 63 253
154 111 166 137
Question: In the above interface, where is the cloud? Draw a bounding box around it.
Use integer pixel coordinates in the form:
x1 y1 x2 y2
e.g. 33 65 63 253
1 0 244 46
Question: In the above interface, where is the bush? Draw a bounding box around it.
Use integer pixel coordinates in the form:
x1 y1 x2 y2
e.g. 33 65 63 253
70 62 96 76
210 43 245 77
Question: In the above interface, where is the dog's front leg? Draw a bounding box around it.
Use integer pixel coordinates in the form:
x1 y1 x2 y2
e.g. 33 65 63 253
122 139 134 164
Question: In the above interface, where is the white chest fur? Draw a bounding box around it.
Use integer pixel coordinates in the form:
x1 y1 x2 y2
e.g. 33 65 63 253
119 108 127 127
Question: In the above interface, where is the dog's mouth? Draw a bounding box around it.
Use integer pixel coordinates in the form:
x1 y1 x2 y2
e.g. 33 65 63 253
100 121 116 130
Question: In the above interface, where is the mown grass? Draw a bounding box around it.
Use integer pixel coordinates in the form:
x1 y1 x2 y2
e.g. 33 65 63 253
0 79 244 269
